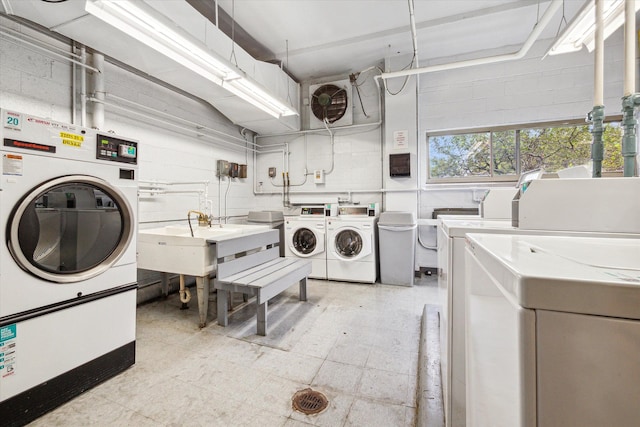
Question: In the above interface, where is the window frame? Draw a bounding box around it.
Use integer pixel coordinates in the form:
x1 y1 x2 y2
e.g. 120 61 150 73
426 116 623 184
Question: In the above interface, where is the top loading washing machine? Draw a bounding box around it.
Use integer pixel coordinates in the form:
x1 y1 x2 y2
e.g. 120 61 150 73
438 177 640 427
326 203 379 283
284 205 336 279
465 233 640 427
0 109 138 425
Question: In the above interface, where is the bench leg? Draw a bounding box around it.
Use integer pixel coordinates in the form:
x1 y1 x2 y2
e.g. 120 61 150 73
196 276 209 328
257 300 267 336
299 277 307 302
217 288 229 327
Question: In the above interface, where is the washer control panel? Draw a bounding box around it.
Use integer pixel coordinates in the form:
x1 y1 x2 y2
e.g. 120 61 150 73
96 134 137 164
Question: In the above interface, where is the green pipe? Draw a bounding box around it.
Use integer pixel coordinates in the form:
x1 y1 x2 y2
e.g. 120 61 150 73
621 94 640 177
588 105 605 178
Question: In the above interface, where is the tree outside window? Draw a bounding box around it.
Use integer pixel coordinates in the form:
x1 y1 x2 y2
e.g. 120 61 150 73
428 121 623 181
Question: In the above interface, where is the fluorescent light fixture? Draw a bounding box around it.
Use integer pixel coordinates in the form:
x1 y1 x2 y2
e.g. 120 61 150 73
85 0 297 118
547 0 640 55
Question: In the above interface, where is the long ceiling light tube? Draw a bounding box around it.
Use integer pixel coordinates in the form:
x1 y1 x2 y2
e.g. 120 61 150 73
547 0 640 56
85 0 297 118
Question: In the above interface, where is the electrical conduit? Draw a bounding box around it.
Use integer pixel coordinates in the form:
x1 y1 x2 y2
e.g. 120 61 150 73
93 52 105 130
379 0 562 80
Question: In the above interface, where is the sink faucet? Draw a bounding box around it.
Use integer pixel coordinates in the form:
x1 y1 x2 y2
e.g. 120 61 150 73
187 210 211 237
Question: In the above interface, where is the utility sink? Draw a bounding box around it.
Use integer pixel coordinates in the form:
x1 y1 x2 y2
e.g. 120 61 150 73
137 224 270 276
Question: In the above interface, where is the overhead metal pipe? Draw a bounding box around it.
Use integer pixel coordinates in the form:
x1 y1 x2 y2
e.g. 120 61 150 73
93 52 105 130
0 27 99 72
590 0 605 178
594 0 604 107
621 0 639 177
71 42 77 125
624 0 636 96
80 45 87 127
408 0 418 61
380 0 562 80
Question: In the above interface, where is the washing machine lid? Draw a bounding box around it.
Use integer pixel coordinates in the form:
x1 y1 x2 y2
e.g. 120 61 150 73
7 175 135 283
331 226 372 261
441 218 514 237
466 233 640 319
289 224 325 257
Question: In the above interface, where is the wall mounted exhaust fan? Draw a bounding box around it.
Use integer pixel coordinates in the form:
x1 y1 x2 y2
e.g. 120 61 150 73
311 84 348 124
308 80 352 129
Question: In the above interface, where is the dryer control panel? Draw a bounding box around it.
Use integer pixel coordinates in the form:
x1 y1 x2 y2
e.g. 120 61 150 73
97 134 137 164
300 206 325 216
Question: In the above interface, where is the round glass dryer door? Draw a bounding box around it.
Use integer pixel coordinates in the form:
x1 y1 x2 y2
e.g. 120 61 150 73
292 227 321 256
7 175 134 283
334 228 371 260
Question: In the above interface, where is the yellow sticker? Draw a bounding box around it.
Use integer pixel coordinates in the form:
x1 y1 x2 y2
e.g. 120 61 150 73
62 139 82 147
59 132 84 142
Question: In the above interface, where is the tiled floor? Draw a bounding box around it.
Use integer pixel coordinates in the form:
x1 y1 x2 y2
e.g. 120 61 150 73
29 276 440 426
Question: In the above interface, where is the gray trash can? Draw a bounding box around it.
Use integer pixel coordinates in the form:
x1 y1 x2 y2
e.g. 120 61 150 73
378 211 417 286
247 211 285 256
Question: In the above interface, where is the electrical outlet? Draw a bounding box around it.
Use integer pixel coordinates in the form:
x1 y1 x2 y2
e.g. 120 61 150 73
314 169 325 184
268 167 276 178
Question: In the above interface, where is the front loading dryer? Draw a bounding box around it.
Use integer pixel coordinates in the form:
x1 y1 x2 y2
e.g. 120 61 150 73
0 109 138 426
326 204 379 283
284 205 328 279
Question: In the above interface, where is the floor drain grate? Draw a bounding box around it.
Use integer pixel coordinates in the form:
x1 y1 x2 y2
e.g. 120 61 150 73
292 388 329 415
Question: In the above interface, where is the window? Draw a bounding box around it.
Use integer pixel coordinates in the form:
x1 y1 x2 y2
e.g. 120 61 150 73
427 120 623 182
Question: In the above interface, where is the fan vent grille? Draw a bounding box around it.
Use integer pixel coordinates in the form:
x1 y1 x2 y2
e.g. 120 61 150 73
310 84 348 124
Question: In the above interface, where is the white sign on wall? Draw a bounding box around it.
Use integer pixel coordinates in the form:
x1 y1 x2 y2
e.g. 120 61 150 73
393 130 408 149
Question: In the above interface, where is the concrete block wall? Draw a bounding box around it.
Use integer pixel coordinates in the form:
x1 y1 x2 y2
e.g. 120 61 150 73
253 74 384 213
0 18 256 228
97 62 255 226
413 31 630 270
419 32 626 131
0 18 74 122
2 15 634 274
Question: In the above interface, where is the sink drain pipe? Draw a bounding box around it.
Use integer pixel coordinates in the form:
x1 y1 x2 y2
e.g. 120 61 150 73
179 274 191 306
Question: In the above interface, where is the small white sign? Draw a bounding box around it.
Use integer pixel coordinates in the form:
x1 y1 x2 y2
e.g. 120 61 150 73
393 130 408 149
3 154 23 176
4 111 22 130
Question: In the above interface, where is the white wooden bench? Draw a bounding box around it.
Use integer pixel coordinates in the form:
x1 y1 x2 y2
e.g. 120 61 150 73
213 229 311 336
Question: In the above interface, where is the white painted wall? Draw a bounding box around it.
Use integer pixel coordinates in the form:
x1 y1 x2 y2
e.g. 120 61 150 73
420 31 626 131
384 55 419 213
0 17 256 229
414 31 628 270
253 74 384 214
2 15 634 275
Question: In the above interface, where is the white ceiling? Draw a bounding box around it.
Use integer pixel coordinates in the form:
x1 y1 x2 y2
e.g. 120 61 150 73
213 0 585 81
0 0 593 133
